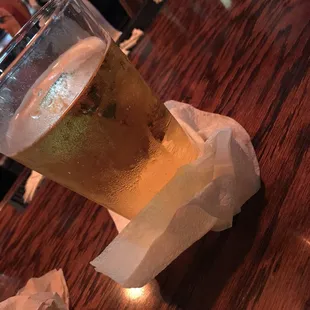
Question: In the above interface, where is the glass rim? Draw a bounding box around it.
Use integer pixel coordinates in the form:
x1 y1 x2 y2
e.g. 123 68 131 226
0 0 68 79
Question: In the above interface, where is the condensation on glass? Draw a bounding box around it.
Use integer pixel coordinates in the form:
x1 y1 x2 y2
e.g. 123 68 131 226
0 0 197 219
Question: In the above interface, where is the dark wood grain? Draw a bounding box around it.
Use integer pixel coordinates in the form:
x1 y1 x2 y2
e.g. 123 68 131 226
0 0 310 309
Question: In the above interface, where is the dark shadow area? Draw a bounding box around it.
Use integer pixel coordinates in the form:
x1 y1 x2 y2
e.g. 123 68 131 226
156 183 267 309
0 158 25 201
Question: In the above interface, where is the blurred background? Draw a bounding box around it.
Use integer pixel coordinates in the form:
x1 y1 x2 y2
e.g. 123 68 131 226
0 0 147 52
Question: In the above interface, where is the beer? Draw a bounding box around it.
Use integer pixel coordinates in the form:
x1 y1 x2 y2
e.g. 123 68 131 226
6 37 197 219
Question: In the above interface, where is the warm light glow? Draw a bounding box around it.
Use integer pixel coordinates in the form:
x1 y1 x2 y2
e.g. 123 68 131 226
125 287 145 300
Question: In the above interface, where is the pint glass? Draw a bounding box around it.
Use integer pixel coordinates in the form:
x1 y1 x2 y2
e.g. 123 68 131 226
0 0 197 219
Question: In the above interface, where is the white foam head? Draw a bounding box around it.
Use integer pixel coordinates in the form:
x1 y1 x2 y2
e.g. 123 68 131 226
6 36 107 155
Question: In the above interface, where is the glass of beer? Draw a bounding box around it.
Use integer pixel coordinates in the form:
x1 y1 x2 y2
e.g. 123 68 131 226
0 0 197 219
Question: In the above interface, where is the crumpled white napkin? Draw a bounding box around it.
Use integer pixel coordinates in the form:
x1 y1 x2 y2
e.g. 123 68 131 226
91 100 260 288
0 269 69 310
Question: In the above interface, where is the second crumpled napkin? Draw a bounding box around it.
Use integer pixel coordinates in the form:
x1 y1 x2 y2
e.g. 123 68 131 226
0 269 69 310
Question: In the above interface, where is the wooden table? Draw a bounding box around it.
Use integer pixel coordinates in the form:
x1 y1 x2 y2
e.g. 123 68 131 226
0 0 309 309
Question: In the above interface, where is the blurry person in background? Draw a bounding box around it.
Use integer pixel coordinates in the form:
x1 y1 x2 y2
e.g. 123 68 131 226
0 1 31 36
0 8 22 37
1 1 31 26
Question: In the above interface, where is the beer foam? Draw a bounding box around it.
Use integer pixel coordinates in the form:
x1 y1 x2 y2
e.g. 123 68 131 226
6 36 107 155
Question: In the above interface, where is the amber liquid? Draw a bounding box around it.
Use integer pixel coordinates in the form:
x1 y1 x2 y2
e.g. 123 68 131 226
11 39 197 219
